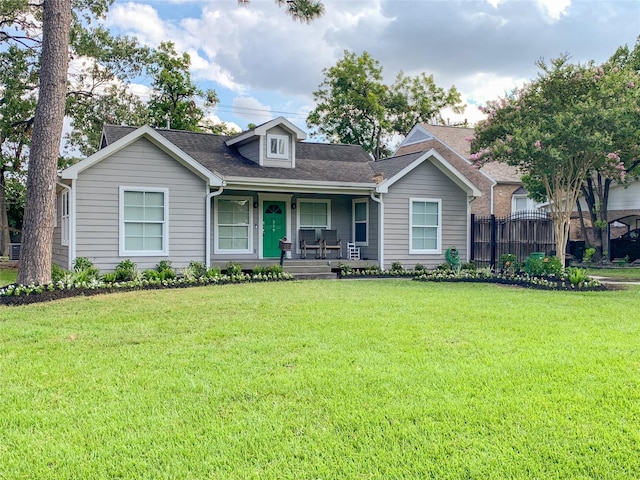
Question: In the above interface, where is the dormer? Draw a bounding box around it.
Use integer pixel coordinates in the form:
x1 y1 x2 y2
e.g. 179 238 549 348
225 116 307 168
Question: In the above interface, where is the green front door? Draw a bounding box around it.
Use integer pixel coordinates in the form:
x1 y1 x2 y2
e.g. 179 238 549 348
263 201 286 258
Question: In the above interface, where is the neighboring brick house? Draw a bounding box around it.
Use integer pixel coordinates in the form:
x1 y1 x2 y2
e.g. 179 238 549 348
396 124 530 217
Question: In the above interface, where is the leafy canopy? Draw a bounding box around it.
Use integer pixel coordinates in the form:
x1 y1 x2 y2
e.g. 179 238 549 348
307 50 463 160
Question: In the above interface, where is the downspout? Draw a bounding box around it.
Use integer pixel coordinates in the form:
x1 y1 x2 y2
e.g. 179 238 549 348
205 186 225 267
490 179 496 215
370 191 384 270
56 180 72 269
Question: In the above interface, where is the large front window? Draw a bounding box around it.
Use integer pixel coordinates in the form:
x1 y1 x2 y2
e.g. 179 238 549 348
215 197 252 253
119 187 168 256
298 200 330 231
410 198 441 253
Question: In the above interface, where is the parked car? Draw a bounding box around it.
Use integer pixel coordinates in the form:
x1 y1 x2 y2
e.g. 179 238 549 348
610 228 640 261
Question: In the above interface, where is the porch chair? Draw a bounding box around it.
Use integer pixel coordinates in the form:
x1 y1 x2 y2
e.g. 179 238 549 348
299 229 321 259
347 242 360 260
321 229 342 259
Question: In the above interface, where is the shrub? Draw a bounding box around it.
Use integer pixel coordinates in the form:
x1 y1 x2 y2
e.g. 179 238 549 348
226 262 242 276
413 263 426 273
143 270 160 281
206 267 222 279
51 263 69 283
567 267 590 287
525 255 562 277
583 247 596 263
390 261 404 273
115 259 137 282
187 261 207 279
101 272 118 283
156 260 176 279
72 257 100 281
267 265 284 275
436 263 451 271
499 254 521 274
461 261 477 271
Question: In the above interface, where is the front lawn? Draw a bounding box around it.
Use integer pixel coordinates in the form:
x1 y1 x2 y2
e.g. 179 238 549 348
1 281 638 479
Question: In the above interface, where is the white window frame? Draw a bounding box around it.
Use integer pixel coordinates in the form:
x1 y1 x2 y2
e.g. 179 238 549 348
352 198 369 246
214 196 254 254
297 199 331 232
409 198 441 254
119 186 169 257
267 134 289 159
61 191 70 246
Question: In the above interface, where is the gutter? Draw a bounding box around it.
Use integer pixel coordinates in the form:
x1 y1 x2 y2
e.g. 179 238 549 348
370 191 384 269
205 185 225 267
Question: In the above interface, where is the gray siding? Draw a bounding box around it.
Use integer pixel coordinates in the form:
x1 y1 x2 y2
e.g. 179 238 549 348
383 159 468 269
238 140 260 165
75 137 209 272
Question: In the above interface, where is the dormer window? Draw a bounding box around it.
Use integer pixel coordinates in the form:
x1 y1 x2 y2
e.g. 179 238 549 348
267 134 288 159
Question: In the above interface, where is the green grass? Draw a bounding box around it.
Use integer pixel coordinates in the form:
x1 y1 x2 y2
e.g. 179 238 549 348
0 265 17 286
1 280 639 479
585 266 640 281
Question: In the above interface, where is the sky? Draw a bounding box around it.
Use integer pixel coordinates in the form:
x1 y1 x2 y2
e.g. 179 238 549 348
101 0 640 136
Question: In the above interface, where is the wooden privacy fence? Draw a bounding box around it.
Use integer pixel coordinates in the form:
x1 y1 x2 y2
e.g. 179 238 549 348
470 211 556 268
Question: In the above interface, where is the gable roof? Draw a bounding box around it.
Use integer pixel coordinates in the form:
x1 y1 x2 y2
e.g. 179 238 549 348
62 125 224 186
397 123 522 184
374 149 482 197
80 123 482 197
100 125 377 189
225 116 307 146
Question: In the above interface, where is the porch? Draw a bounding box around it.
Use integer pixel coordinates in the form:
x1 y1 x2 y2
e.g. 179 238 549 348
208 258 375 280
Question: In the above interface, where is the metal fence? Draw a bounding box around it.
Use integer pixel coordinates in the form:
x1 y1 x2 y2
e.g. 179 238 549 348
470 211 556 268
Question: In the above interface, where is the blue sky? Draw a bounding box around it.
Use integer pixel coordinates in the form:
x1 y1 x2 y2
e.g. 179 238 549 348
100 0 640 135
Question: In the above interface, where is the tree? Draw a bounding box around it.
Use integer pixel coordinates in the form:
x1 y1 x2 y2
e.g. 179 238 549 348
471 54 635 267
146 42 218 131
0 46 37 257
17 0 72 285
307 51 463 159
577 39 640 259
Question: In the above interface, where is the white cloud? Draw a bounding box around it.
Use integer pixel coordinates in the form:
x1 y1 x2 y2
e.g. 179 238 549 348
536 0 571 21
230 96 273 125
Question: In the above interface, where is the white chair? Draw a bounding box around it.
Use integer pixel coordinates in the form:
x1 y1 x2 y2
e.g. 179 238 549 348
347 242 360 260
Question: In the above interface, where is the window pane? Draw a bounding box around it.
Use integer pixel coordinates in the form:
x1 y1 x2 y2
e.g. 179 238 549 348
145 192 164 207
124 206 144 221
355 202 367 222
355 223 367 243
300 202 328 228
124 191 144 206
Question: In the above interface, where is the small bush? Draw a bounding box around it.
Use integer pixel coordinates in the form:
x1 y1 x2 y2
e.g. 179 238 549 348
226 262 242 276
390 261 404 273
583 247 596 263
72 257 100 281
567 267 590 287
115 259 137 282
436 263 451 271
461 261 477 271
414 264 426 273
155 260 176 279
525 255 562 277
499 254 521 274
206 267 222 279
143 270 160 281
187 261 207 279
51 263 69 283
101 272 118 283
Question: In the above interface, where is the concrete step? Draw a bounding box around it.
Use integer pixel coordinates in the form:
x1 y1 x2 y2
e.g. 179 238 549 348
291 271 338 280
284 265 332 274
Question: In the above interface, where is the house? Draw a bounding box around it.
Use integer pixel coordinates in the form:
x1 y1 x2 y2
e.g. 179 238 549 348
53 117 481 273
396 124 532 217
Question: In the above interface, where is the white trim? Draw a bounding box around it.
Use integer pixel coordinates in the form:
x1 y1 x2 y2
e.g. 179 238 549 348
214 195 254 255
377 149 482 197
258 193 292 259
119 186 169 257
266 134 289 160
396 124 435 150
370 192 384 269
352 198 369 247
61 190 69 246
225 116 306 146
62 126 224 187
409 198 442 255
205 187 225 267
223 176 376 192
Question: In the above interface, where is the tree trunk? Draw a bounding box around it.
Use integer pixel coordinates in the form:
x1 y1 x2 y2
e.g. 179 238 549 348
17 0 71 285
0 171 10 257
